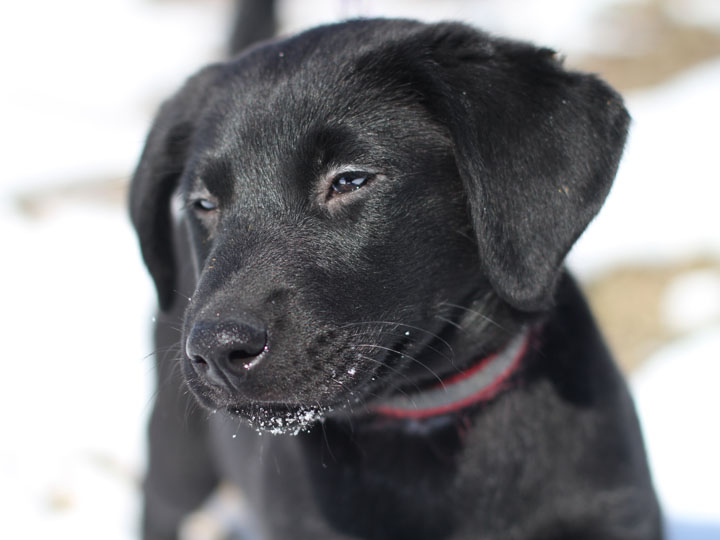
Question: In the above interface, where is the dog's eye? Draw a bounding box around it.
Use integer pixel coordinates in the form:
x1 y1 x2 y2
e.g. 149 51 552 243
192 198 218 212
330 171 374 195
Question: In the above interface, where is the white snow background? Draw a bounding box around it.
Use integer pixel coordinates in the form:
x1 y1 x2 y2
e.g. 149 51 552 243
1 0 718 538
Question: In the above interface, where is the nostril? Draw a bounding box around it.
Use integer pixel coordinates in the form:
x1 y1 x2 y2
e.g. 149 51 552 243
192 355 208 366
228 342 268 371
228 332 267 360
229 349 255 362
189 353 227 388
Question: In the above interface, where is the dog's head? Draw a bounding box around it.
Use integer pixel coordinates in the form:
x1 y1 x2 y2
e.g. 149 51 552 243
130 20 628 433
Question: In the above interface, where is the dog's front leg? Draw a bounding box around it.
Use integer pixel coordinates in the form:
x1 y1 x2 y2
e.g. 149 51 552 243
143 309 220 540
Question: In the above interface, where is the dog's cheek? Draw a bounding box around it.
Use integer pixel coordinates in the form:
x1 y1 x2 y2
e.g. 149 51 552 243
379 189 479 298
307 197 477 325
183 210 224 283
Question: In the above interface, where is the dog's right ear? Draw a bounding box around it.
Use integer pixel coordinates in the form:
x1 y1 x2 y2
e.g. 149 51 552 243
129 100 195 311
131 66 222 310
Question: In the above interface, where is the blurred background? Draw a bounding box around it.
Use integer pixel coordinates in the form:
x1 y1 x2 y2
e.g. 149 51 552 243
1 0 718 538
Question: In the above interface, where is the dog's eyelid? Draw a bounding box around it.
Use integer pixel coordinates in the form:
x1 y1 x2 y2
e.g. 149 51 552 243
194 198 218 211
326 169 379 199
184 193 219 213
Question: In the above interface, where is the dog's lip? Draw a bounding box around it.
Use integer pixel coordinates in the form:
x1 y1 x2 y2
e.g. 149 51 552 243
184 352 367 416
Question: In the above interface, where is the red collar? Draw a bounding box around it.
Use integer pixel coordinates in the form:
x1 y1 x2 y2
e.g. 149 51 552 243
372 329 531 420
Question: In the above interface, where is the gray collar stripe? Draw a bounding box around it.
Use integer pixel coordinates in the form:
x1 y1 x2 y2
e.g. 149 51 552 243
373 329 529 419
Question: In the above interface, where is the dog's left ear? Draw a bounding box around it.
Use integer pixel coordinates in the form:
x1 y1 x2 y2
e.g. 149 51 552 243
417 24 630 311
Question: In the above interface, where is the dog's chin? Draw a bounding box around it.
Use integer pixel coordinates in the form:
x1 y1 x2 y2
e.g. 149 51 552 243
224 402 332 435
188 382 359 435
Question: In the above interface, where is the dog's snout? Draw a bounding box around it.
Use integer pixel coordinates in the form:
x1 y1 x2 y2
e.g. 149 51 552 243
186 319 268 386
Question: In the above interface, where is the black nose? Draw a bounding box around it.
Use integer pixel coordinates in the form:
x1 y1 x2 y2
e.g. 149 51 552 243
186 318 267 388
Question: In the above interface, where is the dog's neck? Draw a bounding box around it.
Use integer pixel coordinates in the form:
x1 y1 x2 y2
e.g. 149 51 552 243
372 328 531 420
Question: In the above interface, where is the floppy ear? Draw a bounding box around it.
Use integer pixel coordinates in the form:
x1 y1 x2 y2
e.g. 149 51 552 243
129 102 195 311
418 24 630 311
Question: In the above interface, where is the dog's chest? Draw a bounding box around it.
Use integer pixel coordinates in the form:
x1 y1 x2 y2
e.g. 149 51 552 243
214 416 470 540
306 421 466 538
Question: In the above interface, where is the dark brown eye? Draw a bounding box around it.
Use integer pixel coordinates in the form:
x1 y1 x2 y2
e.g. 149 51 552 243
330 171 374 194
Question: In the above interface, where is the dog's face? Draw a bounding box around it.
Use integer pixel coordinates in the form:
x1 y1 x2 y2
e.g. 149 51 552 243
131 20 629 433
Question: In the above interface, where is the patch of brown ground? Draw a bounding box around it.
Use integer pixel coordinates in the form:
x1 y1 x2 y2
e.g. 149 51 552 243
584 258 720 374
14 176 129 218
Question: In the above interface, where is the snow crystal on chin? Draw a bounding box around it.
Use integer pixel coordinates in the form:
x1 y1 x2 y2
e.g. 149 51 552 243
233 406 330 436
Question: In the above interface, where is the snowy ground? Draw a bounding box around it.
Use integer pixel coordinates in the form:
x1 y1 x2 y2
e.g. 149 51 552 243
1 0 718 538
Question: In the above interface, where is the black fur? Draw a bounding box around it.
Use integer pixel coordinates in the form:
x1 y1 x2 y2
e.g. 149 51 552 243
130 19 662 540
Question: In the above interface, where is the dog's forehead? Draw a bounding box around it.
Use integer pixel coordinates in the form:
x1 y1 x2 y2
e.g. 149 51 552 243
184 23 446 198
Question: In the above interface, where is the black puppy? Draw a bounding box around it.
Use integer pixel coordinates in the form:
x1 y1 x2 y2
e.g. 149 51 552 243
131 19 662 540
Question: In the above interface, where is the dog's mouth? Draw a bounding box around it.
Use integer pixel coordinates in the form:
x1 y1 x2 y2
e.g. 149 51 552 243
184 359 378 435
186 349 399 435
210 363 388 435
183 316 467 434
